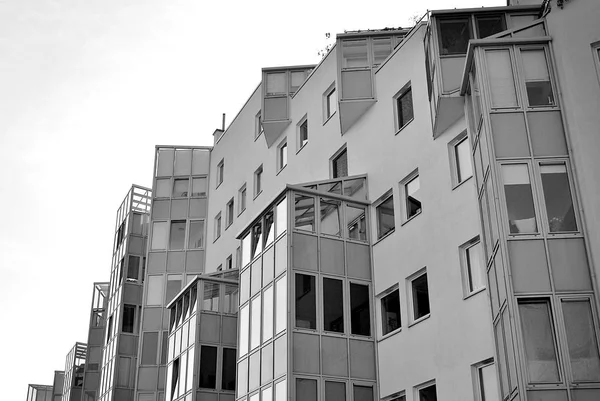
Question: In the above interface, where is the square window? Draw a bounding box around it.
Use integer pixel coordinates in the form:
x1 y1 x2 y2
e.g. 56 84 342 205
173 179 189 197
380 286 401 336
394 83 414 131
461 238 485 295
278 140 288 171
331 147 348 179
375 192 395 239
409 271 430 322
298 118 308 149
239 184 247 214
255 111 264 139
451 133 473 185
226 198 234 228
216 159 224 187
438 17 471 55
324 84 337 121
401 171 422 221
214 213 222 240
254 165 263 198
188 220 204 249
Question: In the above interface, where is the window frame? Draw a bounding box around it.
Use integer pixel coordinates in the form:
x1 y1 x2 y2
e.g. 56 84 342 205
297 115 309 153
472 359 499 401
516 45 558 109
400 169 422 224
226 198 234 229
254 165 263 199
216 159 224 188
393 81 414 133
593 41 600 85
437 15 473 56
449 131 473 188
374 190 395 241
255 110 264 140
330 145 348 179
277 138 288 173
323 82 337 124
321 275 346 335
169 220 187 250
460 236 486 298
188 219 205 250
381 390 406 401
377 284 402 339
214 212 222 241
414 379 437 401
238 184 247 216
294 272 319 332
484 46 521 111
407 268 431 326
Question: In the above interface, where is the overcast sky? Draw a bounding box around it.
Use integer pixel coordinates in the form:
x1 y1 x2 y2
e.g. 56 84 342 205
0 0 502 398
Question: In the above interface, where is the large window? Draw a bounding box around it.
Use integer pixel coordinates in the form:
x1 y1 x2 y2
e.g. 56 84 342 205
222 348 236 390
188 220 204 249
486 49 518 108
127 256 140 282
141 332 159 365
376 193 395 239
501 164 538 234
521 48 554 107
295 274 316 329
438 17 471 55
452 133 473 185
410 271 430 322
323 278 344 333
380 287 401 336
476 14 506 38
226 198 234 228
173 178 189 197
394 83 414 131
342 39 369 68
199 346 217 389
350 282 371 336
169 221 186 250
332 147 348 178
562 299 600 382
461 239 485 295
539 163 577 233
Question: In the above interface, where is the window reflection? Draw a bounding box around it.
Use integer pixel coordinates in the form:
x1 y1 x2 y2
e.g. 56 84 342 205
540 164 577 232
320 198 342 237
347 204 367 241
295 194 315 232
501 164 538 234
264 210 275 247
295 274 316 329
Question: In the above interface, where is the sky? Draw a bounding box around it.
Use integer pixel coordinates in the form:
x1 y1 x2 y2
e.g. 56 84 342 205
0 0 502 398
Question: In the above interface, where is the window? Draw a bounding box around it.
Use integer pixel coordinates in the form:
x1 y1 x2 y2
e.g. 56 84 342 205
278 140 288 171
127 256 140 281
342 39 369 68
394 83 414 131
166 275 182 304
188 220 204 249
216 159 224 187
267 72 286 95
276 275 287 334
476 14 506 38
191 177 207 197
255 111 263 139
146 275 164 306
239 184 247 214
373 36 392 65
141 332 159 365
173 178 189 197
517 299 560 383
106 315 113 344
486 49 518 108
347 204 367 241
295 274 316 329
199 346 217 389
254 165 263 197
451 133 473 185
331 147 348 178
402 172 422 221
226 198 234 228
296 378 317 401
169 221 186 250
376 192 395 239
170 358 180 400
263 286 274 341
521 48 554 107
156 178 170 198
461 239 485 295
380 286 401 336
438 17 471 55
324 85 337 121
539 163 577 232
475 361 500 401
298 118 308 149
593 43 600 85
222 348 236 390
226 255 233 270
214 213 222 240
320 198 341 237
250 294 262 349
410 271 430 322
353 385 374 401
294 194 315 232
501 164 538 234
561 299 600 382
122 304 136 333
325 381 345 401
323 278 344 333
291 69 310 93
350 282 371 336
417 383 437 401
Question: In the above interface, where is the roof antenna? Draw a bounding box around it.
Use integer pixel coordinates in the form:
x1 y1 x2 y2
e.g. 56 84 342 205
222 113 226 131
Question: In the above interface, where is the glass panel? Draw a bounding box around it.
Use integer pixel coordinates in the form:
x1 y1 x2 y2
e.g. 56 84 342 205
166 276 182 304
173 179 189 197
518 300 560 383
343 178 366 200
267 72 286 95
476 15 506 38
156 179 171 198
296 379 317 401
275 379 287 401
438 18 471 55
397 88 414 128
251 221 263 259
486 50 518 108
239 304 249 357
327 88 337 118
501 164 538 234
203 282 219 312
174 149 192 176
377 195 395 238
264 210 275 247
342 39 368 68
333 149 348 178
373 37 392 65
290 70 308 93
238 358 248 397
323 278 344 333
222 348 236 390
350 283 371 336
191 178 206 197
295 194 315 232
466 242 485 292
325 382 346 401
122 304 135 333
456 137 473 183
250 295 262 350
522 49 554 106
381 289 401 335
279 142 288 168
192 149 209 175
157 148 174 176
540 164 577 232
347 204 367 241
186 220 204 250
242 233 251 267
127 256 140 281
353 385 374 401
562 300 600 382
406 175 422 219
480 364 500 401
320 198 342 237
276 275 287 333
418 385 437 401
276 197 287 237
295 274 316 329
262 387 273 401
151 222 169 250
199 346 217 389
141 332 159 365
186 346 194 392
146 276 164 305
412 274 430 320
263 286 274 342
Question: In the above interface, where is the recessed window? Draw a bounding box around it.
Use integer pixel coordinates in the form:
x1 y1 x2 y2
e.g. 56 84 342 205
226 255 233 270
417 383 437 401
199 345 217 389
325 381 346 401
127 256 140 282
475 361 500 401
350 282 371 336
226 198 234 228
373 37 393 66
410 271 430 322
461 238 485 295
438 17 471 55
173 178 189 197
394 83 414 131
521 48 555 107
191 177 207 197
539 163 577 232
452 134 473 185
239 184 247 214
402 172 422 221
290 69 311 93
380 286 401 336
122 304 136 333
169 221 186 249
216 159 224 187
278 140 288 171
501 164 538 234
376 192 395 239
295 274 316 329
347 204 367 242
254 165 263 198
323 278 344 333
298 118 308 149
188 220 204 249
561 299 600 382
476 14 506 38
214 213 222 240
324 84 337 121
155 178 170 198
255 111 264 139
342 39 369 68
331 147 348 178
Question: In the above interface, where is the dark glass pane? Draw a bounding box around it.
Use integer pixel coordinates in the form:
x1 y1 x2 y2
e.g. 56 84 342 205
296 379 317 401
141 332 158 365
333 150 348 178
353 385 374 401
222 348 237 390
476 15 506 38
169 221 186 249
199 346 217 388
173 179 189 197
377 196 395 238
419 385 437 401
300 120 309 147
526 82 555 106
439 18 471 55
522 49 554 107
251 221 263 258
320 198 342 237
295 194 315 232
412 274 430 319
166 277 182 304
398 88 414 128
188 220 204 249
381 289 401 335
323 278 344 333
325 382 346 401
350 283 371 336
295 274 316 329
540 164 577 232
127 256 140 281
122 305 135 333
